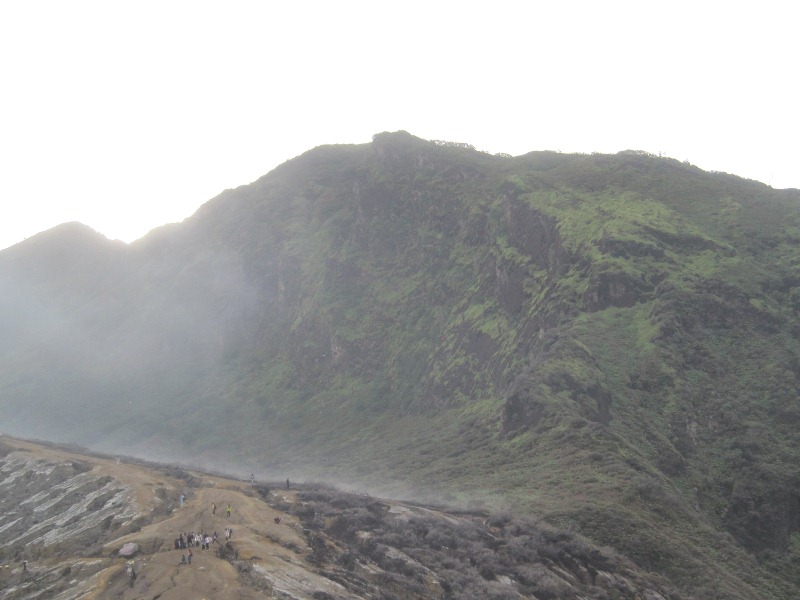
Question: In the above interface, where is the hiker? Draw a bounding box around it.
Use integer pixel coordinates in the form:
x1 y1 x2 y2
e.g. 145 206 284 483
187 548 193 565
128 567 137 588
213 531 219 544
179 554 186 566
226 504 232 518
22 560 28 573
179 533 185 549
286 478 290 490
250 473 255 485
205 534 212 550
179 493 185 508
211 502 216 515
274 516 281 524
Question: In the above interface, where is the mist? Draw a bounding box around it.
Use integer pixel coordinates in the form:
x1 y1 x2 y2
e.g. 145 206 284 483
0 196 414 502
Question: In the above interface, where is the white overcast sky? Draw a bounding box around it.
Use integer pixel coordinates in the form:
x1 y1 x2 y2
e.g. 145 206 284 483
0 1 796 251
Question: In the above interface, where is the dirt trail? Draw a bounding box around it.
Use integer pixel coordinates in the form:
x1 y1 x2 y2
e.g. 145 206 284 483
2 437 359 600
101 486 322 600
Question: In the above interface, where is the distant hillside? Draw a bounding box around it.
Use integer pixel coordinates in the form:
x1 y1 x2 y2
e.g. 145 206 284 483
2 132 800 597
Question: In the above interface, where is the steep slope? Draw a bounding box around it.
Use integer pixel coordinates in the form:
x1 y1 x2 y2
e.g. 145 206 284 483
2 132 800 597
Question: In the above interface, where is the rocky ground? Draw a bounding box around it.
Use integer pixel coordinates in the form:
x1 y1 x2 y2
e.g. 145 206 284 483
0 437 685 599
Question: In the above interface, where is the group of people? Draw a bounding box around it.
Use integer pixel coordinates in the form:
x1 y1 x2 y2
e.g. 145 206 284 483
168 497 238 566
173 531 216 551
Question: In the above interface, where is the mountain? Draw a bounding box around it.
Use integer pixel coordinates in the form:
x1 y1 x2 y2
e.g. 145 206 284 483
2 131 800 597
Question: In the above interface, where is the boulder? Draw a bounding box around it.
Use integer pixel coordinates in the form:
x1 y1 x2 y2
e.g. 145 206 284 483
118 543 138 557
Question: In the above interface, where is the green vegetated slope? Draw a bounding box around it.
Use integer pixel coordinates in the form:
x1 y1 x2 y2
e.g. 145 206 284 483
2 131 800 598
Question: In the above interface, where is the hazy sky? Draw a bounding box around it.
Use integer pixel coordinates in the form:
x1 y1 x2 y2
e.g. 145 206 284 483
0 1 796 251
